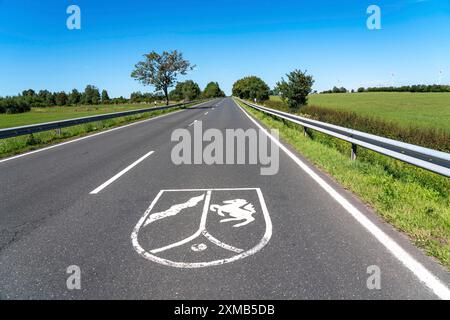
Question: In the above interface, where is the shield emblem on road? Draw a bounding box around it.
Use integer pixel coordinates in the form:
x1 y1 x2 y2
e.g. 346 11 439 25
131 188 272 268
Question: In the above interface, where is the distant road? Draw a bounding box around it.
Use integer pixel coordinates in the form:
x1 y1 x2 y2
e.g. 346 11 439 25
0 98 448 299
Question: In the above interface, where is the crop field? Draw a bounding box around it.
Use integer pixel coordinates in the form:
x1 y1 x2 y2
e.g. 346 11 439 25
0 103 169 129
271 92 450 131
238 99 450 269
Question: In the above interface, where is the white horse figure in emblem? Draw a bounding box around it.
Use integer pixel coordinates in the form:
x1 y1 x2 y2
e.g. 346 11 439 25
210 199 256 227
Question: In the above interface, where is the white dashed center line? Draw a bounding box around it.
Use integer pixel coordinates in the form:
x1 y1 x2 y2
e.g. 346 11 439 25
90 150 155 194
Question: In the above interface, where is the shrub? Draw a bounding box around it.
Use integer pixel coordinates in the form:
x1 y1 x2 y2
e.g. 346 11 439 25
261 99 449 152
202 82 225 98
26 134 41 146
276 69 314 109
232 76 270 102
0 97 31 114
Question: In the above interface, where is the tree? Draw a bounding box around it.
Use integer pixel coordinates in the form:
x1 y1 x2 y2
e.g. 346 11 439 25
46 91 56 106
112 96 128 104
181 80 201 100
270 87 280 96
332 86 340 93
131 50 195 105
36 90 56 107
82 85 101 105
169 85 183 101
202 82 225 98
38 90 50 101
55 91 68 106
276 69 314 109
0 97 31 114
22 89 36 97
130 91 144 103
232 76 270 102
68 89 82 105
170 80 203 101
101 89 110 104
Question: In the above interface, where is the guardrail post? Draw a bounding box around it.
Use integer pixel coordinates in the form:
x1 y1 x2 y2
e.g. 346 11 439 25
351 143 357 161
303 126 309 138
55 128 61 136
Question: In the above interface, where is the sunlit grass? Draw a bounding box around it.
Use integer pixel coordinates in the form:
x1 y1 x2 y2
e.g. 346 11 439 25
0 105 187 159
238 99 450 269
271 92 450 130
0 103 175 129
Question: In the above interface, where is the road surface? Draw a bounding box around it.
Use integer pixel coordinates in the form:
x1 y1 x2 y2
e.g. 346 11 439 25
0 98 449 299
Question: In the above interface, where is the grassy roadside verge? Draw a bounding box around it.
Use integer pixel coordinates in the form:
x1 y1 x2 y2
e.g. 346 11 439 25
236 99 450 270
0 102 199 159
264 96 449 152
0 102 185 129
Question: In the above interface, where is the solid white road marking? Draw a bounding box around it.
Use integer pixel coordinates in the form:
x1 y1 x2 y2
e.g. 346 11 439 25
89 150 154 194
233 99 450 300
0 100 215 164
188 120 198 127
205 112 208 115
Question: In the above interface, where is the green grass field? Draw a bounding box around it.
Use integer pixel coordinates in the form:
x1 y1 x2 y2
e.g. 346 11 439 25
0 104 192 159
271 92 450 131
237 99 450 269
0 103 170 129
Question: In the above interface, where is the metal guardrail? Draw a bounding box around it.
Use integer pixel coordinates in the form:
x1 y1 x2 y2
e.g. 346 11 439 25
237 98 450 177
0 100 204 140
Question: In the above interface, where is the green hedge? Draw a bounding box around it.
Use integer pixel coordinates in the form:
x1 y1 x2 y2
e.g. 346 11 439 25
261 99 449 152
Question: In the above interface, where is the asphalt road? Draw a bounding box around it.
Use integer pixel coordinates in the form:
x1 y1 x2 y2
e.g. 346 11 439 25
0 97 449 299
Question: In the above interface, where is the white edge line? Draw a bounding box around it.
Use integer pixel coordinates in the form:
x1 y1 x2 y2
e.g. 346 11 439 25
0 100 214 164
233 98 450 300
89 150 154 194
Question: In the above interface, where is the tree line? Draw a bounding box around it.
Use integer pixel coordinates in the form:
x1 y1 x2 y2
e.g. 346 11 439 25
169 81 225 101
320 84 450 94
0 86 114 114
360 84 450 93
4 48 449 114
0 79 225 115
2 50 228 114
321 87 349 94
232 69 315 110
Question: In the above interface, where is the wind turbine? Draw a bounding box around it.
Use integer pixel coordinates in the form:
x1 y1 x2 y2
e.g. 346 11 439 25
390 72 396 87
438 70 443 85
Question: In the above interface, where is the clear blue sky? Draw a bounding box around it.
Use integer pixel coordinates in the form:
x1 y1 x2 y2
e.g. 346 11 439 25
1 0 449 97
